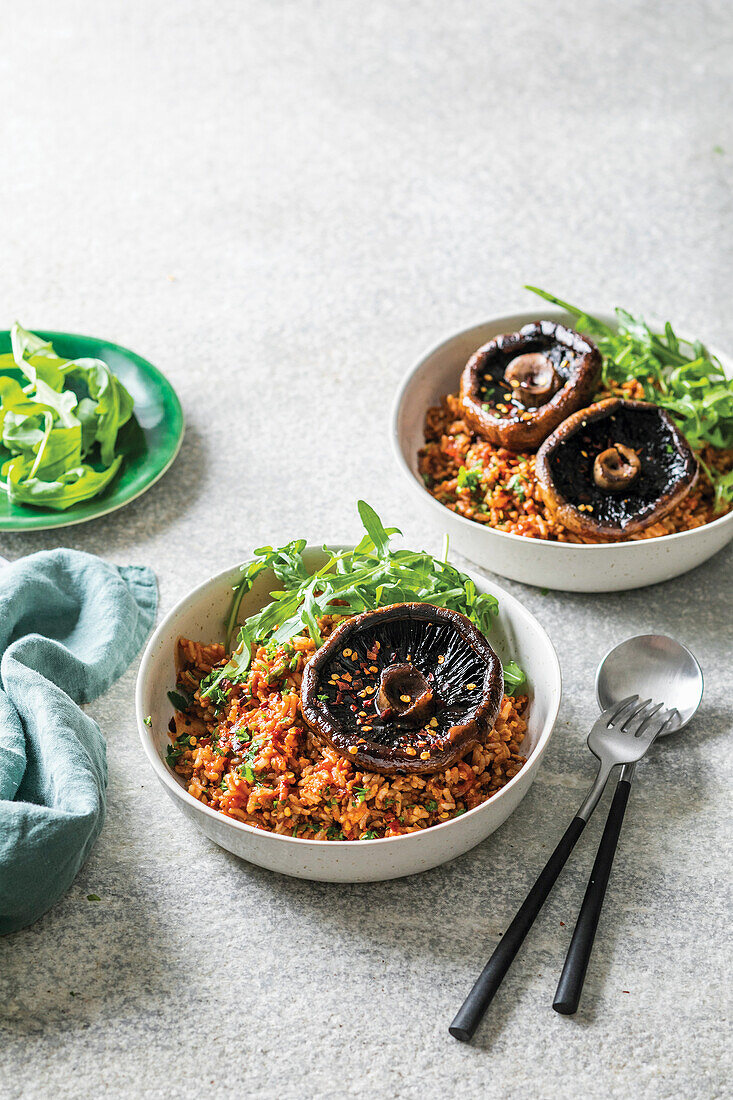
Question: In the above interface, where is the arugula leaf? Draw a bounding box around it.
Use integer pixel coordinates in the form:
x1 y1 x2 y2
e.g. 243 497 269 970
503 661 526 694
357 499 396 556
202 502 521 702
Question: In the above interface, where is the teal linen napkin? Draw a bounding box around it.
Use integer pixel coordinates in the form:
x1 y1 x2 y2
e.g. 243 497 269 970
0 549 156 935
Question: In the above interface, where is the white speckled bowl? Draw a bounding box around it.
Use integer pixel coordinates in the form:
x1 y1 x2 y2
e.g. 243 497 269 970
136 547 561 882
392 310 733 592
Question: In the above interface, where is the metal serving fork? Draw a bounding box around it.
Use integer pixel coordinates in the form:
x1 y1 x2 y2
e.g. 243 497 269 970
449 695 678 1042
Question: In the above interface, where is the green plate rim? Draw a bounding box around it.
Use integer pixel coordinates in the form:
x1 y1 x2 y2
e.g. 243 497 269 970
0 329 184 532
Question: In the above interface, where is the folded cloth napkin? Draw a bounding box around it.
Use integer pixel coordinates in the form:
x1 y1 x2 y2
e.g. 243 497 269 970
0 549 156 935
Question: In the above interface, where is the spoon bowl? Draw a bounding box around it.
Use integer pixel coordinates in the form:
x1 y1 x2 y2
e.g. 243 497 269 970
596 634 703 733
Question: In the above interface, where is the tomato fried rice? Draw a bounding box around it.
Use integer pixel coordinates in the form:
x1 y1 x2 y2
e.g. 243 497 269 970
166 615 528 841
419 379 733 543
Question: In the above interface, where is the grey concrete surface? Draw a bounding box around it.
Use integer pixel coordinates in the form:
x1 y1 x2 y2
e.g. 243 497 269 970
1 1 731 1098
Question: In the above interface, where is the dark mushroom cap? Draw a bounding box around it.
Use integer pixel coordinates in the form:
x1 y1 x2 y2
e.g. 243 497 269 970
459 321 602 451
300 603 504 775
535 398 698 539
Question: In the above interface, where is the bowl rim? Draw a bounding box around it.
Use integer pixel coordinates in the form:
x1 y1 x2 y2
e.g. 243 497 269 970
391 308 733 552
135 547 562 848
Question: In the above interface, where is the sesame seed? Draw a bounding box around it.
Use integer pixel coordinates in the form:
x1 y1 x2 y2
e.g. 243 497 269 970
400 694 411 703
466 683 476 691
343 648 353 657
437 655 445 664
405 747 417 756
420 751 430 760
362 725 372 732
348 746 358 755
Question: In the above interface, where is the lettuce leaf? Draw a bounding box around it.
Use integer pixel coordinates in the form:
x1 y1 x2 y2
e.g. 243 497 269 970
0 326 135 511
65 358 134 465
2 454 123 510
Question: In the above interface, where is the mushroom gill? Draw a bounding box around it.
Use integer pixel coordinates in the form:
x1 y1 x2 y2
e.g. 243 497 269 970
459 321 602 451
535 398 698 539
300 603 504 775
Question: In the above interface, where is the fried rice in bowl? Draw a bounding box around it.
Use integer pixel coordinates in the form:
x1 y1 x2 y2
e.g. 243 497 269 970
136 542 561 882
393 309 733 592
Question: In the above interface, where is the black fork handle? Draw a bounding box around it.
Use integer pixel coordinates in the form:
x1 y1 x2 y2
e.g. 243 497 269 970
553 777 632 1015
449 815 587 1042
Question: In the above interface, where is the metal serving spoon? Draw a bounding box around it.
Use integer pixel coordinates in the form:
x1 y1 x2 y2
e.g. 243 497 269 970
552 634 703 1015
449 693 678 1042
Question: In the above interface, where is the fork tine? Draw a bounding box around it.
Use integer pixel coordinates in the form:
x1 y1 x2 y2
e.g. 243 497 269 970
620 698 653 734
630 701 663 737
639 707 679 743
604 694 639 726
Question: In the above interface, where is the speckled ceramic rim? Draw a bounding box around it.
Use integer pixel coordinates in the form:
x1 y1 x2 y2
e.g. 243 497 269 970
391 309 733 553
135 547 562 849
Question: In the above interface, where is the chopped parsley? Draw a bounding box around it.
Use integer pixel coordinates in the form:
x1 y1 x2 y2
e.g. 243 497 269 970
165 732 197 766
506 473 526 502
326 825 345 841
457 466 482 492
167 688 193 712
425 799 438 813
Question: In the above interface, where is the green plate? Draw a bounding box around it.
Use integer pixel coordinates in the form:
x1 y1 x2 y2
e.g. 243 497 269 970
0 330 184 531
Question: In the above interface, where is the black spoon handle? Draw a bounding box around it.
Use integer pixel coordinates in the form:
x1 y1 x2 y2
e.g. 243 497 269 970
449 815 587 1042
553 777 632 1015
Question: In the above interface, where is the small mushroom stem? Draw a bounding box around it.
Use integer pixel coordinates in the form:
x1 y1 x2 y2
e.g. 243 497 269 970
593 444 641 492
504 352 560 408
376 663 435 727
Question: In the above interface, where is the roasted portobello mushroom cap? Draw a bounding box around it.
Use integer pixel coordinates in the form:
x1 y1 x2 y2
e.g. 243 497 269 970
459 321 602 451
535 398 698 539
300 602 504 775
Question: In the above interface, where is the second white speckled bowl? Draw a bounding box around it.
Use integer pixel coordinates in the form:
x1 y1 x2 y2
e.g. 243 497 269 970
136 547 561 882
392 310 733 592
